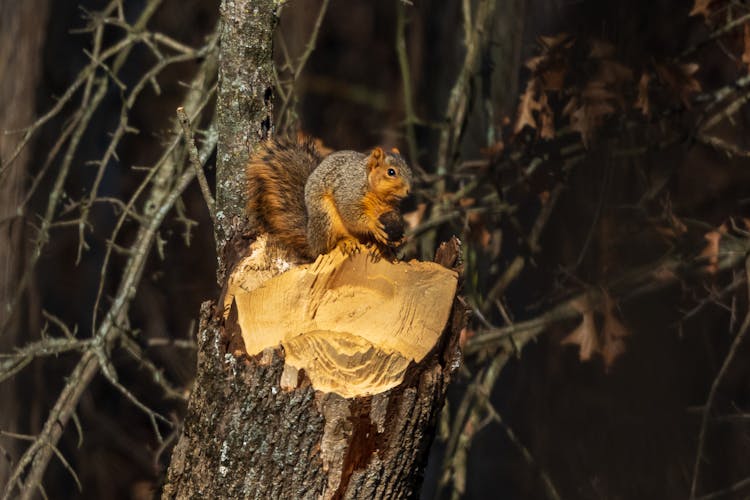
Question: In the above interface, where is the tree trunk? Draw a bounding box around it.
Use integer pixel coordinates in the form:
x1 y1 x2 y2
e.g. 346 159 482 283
163 240 465 499
213 0 277 281
0 0 49 485
162 2 464 497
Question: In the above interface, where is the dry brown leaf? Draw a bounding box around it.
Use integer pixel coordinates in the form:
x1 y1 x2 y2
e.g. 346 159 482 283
601 336 627 371
459 327 474 349
541 67 567 92
562 298 600 361
473 225 492 249
539 92 555 139
652 265 677 282
527 34 571 91
700 224 727 274
514 79 542 134
689 0 713 17
653 203 688 240
564 97 615 148
525 55 545 71
581 80 618 102
481 140 505 156
655 62 702 107
563 293 630 369
402 203 427 231
539 33 573 50
635 72 651 116
598 60 633 86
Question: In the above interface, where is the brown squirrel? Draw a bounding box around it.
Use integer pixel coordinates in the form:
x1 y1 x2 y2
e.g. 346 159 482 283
246 137 413 260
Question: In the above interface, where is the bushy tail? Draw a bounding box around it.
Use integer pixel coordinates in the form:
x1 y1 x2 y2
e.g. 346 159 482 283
246 137 323 257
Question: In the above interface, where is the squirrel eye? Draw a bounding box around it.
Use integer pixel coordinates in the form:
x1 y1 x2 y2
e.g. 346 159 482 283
387 168 396 177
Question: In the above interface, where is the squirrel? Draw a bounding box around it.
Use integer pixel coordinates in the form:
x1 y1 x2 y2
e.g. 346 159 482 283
246 137 413 260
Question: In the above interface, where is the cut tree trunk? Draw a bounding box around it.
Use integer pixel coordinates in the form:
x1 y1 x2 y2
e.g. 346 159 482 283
162 238 465 499
163 1 464 496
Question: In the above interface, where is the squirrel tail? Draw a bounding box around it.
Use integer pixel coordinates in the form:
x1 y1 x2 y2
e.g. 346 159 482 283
246 137 323 257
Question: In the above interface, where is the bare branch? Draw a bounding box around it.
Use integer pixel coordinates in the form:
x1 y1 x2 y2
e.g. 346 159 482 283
689 255 750 500
177 106 216 225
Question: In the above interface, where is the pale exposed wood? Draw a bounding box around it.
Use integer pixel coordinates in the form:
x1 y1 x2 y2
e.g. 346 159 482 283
163 239 465 499
224 245 458 398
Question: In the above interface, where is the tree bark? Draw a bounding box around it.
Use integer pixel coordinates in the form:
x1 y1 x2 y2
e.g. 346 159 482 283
163 2 464 498
163 240 465 499
214 0 277 280
0 0 49 486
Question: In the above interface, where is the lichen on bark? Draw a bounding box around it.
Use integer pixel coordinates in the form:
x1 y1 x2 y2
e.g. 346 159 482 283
215 0 278 280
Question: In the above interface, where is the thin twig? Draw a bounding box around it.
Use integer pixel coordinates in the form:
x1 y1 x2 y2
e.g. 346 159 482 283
696 475 750 500
177 106 216 225
689 255 750 500
680 11 750 59
0 33 219 500
396 0 420 166
276 0 330 130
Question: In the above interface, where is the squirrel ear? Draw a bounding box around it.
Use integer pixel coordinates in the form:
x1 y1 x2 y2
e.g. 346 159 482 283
391 147 400 154
367 147 385 172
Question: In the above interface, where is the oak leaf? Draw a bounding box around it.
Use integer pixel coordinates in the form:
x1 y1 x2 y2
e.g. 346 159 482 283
700 223 727 274
514 79 542 134
514 79 556 138
562 293 630 369
655 62 702 108
538 33 573 51
527 34 571 92
635 72 652 116
689 0 713 17
562 298 599 361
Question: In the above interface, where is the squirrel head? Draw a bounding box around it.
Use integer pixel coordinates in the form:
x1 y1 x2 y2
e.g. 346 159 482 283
366 147 412 202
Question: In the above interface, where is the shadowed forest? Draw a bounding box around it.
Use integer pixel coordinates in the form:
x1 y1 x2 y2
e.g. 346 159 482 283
2 0 750 498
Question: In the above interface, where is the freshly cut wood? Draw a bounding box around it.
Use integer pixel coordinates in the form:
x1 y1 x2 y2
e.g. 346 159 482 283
224 243 458 398
164 238 464 499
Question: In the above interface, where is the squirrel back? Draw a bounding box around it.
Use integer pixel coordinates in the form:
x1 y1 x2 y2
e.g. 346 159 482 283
246 137 323 257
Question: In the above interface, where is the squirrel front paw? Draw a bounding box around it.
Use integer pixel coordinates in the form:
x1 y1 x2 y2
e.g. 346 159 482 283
378 211 406 247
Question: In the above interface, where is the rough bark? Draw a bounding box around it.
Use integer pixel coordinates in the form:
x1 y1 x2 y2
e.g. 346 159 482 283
163 3 465 497
214 0 277 280
0 0 49 485
163 240 465 499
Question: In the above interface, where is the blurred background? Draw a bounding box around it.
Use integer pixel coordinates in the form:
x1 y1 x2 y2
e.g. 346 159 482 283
2 0 750 498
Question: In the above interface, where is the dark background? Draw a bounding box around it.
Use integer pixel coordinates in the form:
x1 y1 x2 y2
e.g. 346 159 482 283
2 0 750 498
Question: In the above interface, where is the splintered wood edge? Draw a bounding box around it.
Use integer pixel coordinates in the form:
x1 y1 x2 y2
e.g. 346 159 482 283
226 244 458 398
223 234 301 317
